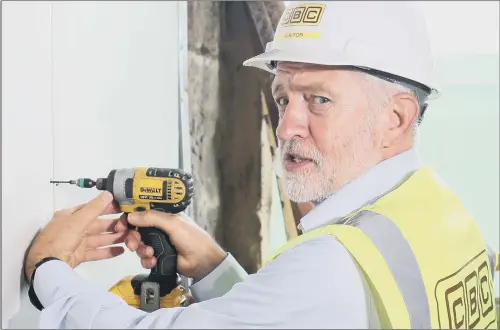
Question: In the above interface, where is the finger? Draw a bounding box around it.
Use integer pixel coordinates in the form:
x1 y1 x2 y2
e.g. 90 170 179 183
141 256 156 269
87 214 126 235
114 215 130 233
100 201 122 216
72 192 114 230
58 202 86 215
61 197 118 214
85 246 125 262
114 215 141 233
127 210 182 234
124 231 142 251
86 232 127 249
176 212 198 225
136 244 154 259
69 201 119 216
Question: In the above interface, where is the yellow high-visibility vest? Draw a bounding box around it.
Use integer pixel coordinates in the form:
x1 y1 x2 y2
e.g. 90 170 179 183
266 167 497 329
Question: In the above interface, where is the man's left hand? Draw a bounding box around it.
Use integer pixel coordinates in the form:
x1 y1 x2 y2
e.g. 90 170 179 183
24 191 127 282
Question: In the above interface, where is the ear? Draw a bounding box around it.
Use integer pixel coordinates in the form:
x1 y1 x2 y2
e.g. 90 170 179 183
382 92 419 147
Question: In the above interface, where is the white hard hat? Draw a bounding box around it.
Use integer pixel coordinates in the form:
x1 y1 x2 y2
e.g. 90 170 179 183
243 1 439 100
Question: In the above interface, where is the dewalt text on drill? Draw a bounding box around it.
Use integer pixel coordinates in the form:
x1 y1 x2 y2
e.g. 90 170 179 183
51 167 194 312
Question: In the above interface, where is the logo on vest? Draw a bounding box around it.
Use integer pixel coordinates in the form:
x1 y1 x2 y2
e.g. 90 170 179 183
435 250 496 329
280 3 326 27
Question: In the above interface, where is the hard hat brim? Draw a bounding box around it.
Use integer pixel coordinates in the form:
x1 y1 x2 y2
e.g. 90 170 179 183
243 49 440 100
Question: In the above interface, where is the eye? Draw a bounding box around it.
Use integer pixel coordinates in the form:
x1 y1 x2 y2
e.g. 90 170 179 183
308 95 332 114
274 97 288 118
312 96 330 104
275 97 289 106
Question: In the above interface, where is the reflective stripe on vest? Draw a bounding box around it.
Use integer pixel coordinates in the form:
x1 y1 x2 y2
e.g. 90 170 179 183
347 210 431 328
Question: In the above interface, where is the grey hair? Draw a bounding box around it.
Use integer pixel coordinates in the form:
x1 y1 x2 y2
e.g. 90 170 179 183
360 73 420 136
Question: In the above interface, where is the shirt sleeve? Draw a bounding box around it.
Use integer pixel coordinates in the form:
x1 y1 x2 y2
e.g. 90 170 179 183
189 253 248 302
34 235 374 329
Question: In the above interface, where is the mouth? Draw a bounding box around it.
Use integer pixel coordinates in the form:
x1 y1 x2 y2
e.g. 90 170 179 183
283 152 315 171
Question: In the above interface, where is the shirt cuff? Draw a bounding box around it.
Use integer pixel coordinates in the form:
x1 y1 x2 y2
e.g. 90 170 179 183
189 253 247 302
33 259 94 308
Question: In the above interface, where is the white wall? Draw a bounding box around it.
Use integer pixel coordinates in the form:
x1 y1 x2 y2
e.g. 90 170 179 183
2 3 55 328
2 2 188 328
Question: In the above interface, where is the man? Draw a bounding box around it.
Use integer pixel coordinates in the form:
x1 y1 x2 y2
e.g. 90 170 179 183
23 1 497 329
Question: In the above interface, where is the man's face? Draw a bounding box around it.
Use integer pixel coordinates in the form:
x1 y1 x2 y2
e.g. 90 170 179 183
272 62 385 203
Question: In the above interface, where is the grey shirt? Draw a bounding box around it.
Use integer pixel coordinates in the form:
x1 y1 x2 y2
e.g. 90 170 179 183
34 149 421 328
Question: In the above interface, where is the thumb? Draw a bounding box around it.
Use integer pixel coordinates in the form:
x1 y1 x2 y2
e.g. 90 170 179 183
127 210 181 234
73 191 114 230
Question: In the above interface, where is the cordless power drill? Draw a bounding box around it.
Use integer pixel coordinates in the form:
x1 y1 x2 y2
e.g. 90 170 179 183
51 167 194 311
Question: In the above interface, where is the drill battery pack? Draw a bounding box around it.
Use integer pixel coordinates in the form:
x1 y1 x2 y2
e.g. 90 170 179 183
109 275 187 310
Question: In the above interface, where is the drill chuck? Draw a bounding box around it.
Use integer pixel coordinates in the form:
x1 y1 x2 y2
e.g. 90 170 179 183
95 178 108 191
75 178 96 188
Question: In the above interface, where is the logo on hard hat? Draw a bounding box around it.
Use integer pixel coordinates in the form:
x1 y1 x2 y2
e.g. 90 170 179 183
281 3 325 27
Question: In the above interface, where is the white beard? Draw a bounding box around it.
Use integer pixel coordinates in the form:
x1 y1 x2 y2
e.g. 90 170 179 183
273 144 332 203
273 114 378 204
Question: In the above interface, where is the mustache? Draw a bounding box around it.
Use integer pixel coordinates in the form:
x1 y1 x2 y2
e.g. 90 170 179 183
272 139 323 177
279 139 322 163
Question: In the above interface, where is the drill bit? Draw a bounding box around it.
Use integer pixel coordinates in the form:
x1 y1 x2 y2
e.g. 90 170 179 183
50 178 96 188
50 180 77 185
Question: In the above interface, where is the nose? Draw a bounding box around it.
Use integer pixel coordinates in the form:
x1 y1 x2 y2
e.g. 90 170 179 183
276 100 309 141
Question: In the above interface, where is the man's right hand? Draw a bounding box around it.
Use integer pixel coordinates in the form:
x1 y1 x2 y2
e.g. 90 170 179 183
115 211 226 281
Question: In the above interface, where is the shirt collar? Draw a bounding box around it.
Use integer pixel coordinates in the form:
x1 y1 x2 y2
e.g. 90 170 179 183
298 148 421 233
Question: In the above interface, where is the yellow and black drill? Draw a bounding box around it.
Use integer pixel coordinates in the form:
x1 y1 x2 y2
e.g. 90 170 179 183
51 167 194 312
